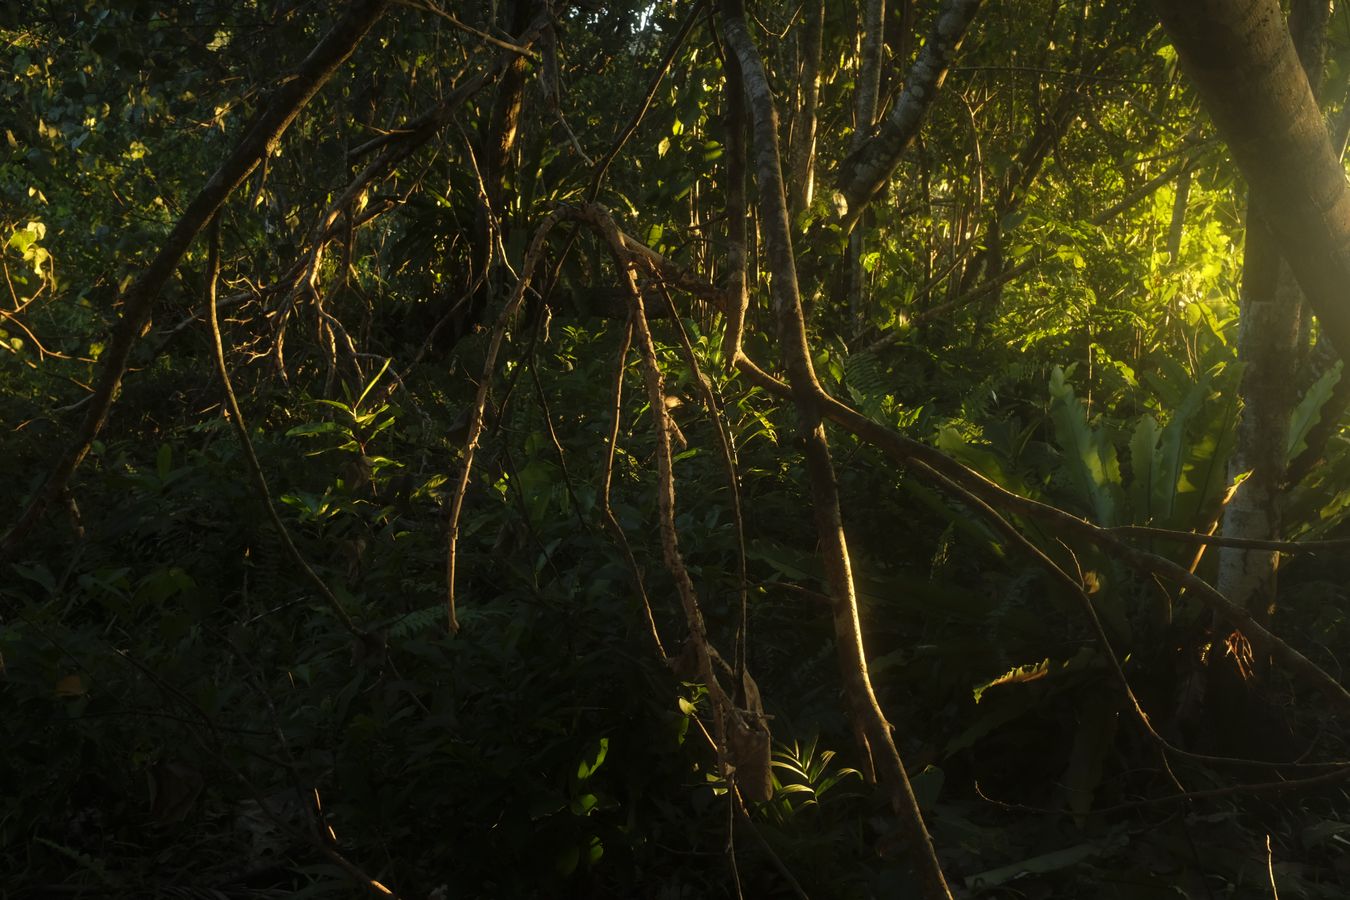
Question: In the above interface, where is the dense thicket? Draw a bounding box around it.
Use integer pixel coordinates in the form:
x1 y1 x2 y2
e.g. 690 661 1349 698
3 2 1350 897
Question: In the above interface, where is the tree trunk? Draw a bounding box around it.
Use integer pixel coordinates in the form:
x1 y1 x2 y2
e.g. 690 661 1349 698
837 0 982 228
721 4 955 897
1216 0 1329 625
788 0 824 217
1154 0 1350 362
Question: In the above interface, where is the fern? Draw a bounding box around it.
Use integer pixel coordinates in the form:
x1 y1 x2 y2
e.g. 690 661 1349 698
389 604 443 638
843 349 889 420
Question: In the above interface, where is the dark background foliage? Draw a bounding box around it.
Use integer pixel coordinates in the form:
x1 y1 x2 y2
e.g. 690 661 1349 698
3 1 1350 897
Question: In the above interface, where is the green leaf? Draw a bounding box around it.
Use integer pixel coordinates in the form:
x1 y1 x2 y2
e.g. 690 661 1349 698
1151 376 1208 526
569 792 598 815
286 421 342 437
1061 694 1118 822
909 765 944 811
135 567 196 605
554 844 580 876
576 737 609 780
1288 363 1342 461
10 562 57 595
353 356 392 410
972 659 1049 704
1127 415 1161 523
1048 367 1122 525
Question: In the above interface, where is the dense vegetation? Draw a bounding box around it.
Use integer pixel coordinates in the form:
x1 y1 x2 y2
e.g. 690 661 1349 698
4 1 1350 897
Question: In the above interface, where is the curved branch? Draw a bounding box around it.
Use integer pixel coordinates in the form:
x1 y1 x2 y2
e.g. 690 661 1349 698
2 0 393 558
445 209 567 633
204 218 363 639
734 359 1350 718
837 0 983 229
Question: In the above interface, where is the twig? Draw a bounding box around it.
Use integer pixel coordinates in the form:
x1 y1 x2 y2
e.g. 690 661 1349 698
599 319 667 658
1266 834 1281 900
588 0 706 201
445 209 568 632
653 282 751 689
396 0 540 57
204 215 364 639
2 0 394 559
1109 525 1350 552
977 762 1350 814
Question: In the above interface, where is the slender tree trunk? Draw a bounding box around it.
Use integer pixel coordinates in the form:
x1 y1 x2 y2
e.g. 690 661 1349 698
788 0 824 217
848 0 886 329
722 17 750 366
1167 167 1191 260
721 4 954 898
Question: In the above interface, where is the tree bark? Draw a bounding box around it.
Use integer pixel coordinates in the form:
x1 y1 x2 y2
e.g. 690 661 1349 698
1154 0 1350 362
721 4 955 898
837 0 982 228
1215 0 1329 623
788 0 824 217
721 15 750 365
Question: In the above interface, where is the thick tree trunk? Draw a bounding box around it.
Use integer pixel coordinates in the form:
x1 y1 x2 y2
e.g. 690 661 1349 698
1154 0 1350 362
1216 0 1329 624
855 0 886 136
1216 223 1302 622
1164 0 1331 762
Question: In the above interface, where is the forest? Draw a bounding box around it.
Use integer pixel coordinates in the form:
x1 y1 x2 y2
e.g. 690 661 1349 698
4 0 1350 897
